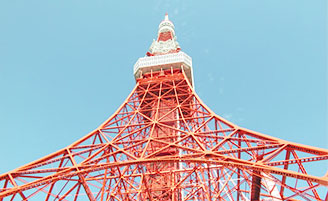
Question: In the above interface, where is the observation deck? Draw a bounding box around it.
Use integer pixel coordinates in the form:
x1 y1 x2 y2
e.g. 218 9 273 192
133 51 194 86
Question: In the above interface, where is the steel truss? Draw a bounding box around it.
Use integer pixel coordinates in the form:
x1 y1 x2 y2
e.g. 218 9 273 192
0 69 327 200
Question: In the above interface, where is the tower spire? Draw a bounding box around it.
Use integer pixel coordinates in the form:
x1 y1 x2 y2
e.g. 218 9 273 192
147 13 181 56
164 12 169 21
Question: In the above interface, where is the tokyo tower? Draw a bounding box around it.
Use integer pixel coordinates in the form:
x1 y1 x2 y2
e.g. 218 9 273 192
0 14 327 201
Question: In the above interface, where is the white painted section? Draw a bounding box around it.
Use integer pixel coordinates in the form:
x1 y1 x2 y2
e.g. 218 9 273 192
262 173 282 201
133 51 194 86
221 169 249 201
133 51 192 74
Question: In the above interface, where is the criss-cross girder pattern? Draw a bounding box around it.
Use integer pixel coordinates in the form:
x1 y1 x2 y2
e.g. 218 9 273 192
0 69 327 201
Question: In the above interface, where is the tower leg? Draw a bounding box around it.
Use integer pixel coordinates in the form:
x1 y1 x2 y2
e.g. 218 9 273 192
251 170 262 201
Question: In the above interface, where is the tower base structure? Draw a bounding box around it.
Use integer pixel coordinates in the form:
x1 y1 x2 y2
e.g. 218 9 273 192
0 68 327 200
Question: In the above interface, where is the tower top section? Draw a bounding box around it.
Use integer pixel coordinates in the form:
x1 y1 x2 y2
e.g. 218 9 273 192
134 14 194 86
147 13 181 56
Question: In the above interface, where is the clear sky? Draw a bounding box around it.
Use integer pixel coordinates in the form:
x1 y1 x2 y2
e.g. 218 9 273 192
0 0 326 175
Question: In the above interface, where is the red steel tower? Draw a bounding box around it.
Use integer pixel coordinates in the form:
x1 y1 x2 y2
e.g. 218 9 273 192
0 14 327 201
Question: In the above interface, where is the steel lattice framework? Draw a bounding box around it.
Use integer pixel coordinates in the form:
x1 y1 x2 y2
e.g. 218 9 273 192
0 14 327 201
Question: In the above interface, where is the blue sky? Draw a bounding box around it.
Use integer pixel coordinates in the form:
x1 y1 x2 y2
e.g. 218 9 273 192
0 0 326 174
